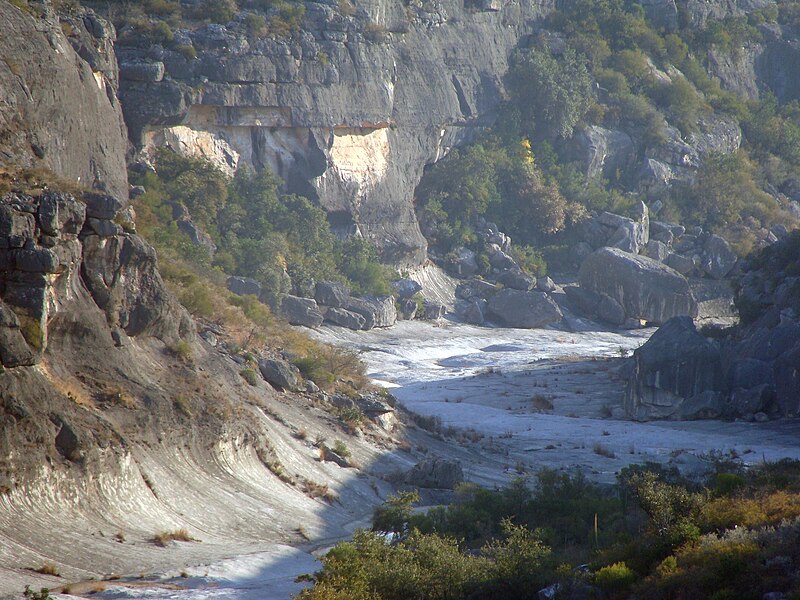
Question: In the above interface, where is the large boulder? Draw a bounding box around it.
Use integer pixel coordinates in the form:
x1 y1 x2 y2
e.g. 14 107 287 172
343 296 397 329
701 234 738 280
324 307 366 330
391 278 422 300
455 279 499 300
496 269 534 291
404 458 464 489
227 276 262 297
315 281 350 308
625 317 724 420
579 247 697 325
486 289 563 329
258 358 304 392
280 295 324 328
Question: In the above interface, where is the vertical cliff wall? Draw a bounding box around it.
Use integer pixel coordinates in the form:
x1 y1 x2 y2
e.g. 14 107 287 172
119 0 554 265
0 2 129 198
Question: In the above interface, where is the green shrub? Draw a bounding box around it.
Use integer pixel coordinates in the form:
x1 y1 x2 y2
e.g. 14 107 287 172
240 368 259 386
595 561 637 593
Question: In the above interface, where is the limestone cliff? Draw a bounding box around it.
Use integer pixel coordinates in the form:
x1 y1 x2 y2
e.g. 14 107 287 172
0 1 129 198
118 0 554 264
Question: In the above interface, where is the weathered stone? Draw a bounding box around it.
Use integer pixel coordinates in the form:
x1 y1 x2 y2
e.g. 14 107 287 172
489 249 517 271
486 289 563 329
397 298 418 320
404 458 463 489
37 192 86 236
563 285 601 317
625 317 724 420
569 126 635 180
120 61 165 82
665 252 695 275
461 298 486 325
580 248 697 324
701 234 738 279
227 276 262 297
177 218 216 255
728 358 774 391
391 278 422 299
496 269 533 291
87 218 123 237
455 279 499 300
536 276 556 293
0 203 36 248
449 247 478 277
55 422 82 462
731 384 773 416
598 294 626 326
315 281 350 307
343 296 397 329
12 248 59 273
0 302 35 368
422 300 446 320
324 307 366 330
83 193 124 220
281 295 324 328
258 357 304 392
645 240 668 262
691 278 736 320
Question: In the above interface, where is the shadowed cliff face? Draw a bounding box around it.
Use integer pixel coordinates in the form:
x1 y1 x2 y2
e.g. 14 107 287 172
118 0 555 265
0 2 129 199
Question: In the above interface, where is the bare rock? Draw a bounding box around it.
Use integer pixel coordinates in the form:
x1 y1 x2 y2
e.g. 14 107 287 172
258 357 304 392
281 295 324 328
702 234 738 280
324 307 366 330
580 248 697 324
404 458 463 489
315 281 351 307
486 289 563 329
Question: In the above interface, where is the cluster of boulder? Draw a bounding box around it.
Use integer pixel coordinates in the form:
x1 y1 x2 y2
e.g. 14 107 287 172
1 190 189 369
625 232 800 421
227 276 446 331
569 202 740 326
446 220 564 329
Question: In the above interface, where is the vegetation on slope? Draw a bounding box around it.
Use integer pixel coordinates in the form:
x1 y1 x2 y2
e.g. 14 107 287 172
416 0 800 269
299 459 800 599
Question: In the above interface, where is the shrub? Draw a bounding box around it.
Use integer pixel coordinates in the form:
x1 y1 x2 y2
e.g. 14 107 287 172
332 439 351 458
240 368 259 386
152 528 196 546
595 561 637 593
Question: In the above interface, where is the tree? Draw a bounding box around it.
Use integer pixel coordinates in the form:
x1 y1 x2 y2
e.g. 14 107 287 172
507 48 595 140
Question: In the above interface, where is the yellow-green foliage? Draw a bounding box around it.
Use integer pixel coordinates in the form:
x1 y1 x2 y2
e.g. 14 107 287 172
594 561 636 593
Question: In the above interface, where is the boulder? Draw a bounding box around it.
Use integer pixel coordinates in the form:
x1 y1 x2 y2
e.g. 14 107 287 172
449 247 478 277
645 240 668 262
281 295 324 328
690 279 736 320
0 202 36 248
422 300 446 320
37 192 85 236
569 126 635 180
455 279 499 300
665 252 695 276
86 218 123 237
391 278 422 299
731 384 772 416
486 289 563 329
563 285 601 317
701 234 738 279
177 218 216 255
258 357 304 392
83 192 124 220
625 317 724 420
598 294 626 326
227 276 262 297
496 269 534 291
580 248 697 324
315 281 351 307
397 298 417 320
536 276 556 293
404 458 464 489
489 249 517 270
324 307 366 330
461 298 486 325
343 296 397 329
0 301 35 368
120 60 165 82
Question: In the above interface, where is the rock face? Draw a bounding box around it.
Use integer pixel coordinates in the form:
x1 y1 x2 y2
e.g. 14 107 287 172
579 247 697 325
624 317 725 420
0 2 128 198
118 0 552 265
281 295 324 328
404 457 464 489
486 289 563 329
0 191 190 369
343 296 397 329
626 232 800 419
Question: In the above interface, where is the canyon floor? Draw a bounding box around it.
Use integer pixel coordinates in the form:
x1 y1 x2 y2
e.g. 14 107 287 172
19 319 798 600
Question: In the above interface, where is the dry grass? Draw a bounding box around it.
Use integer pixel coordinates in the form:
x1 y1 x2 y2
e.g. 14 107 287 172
531 394 554 411
34 562 59 576
593 443 616 459
152 528 197 547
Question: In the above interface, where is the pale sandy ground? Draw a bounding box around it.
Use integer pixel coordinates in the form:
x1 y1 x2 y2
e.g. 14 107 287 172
11 319 800 600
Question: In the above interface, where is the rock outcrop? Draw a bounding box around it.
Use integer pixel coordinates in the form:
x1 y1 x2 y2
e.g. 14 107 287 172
0 191 189 369
579 247 697 325
0 2 128 198
625 231 800 419
485 289 563 329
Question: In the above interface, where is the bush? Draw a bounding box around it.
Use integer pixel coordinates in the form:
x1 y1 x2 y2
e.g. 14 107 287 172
595 561 637 593
240 368 259 386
